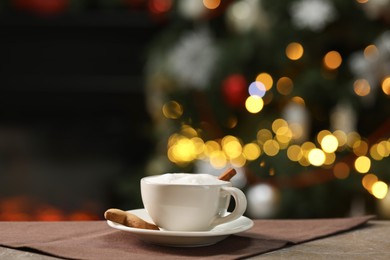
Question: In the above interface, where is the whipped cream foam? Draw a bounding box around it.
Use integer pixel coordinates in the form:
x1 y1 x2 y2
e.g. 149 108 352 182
145 173 227 185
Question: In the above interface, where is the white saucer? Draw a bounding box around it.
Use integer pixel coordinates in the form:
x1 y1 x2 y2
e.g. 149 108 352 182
106 208 254 247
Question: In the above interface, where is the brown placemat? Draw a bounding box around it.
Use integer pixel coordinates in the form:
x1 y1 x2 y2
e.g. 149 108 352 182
0 215 374 259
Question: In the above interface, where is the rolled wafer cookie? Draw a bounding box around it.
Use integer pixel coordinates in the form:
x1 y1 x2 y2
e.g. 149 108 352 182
104 208 159 230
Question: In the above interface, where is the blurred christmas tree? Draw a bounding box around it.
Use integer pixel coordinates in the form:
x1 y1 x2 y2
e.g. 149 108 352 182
144 0 390 219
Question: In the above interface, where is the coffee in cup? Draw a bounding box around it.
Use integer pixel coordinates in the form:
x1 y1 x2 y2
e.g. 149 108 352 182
140 173 247 231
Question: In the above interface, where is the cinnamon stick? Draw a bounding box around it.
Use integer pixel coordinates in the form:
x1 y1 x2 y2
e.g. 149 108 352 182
218 168 237 181
104 208 159 230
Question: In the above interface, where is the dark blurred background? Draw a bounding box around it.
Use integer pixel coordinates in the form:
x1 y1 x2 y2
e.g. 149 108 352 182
0 0 162 220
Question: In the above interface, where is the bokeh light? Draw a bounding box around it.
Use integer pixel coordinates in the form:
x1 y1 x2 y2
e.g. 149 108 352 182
323 50 342 70
317 130 332 144
230 154 246 167
321 134 339 153
204 140 221 157
248 81 266 97
243 143 261 160
209 150 227 169
323 152 336 166
354 156 371 173
382 76 390 95
162 100 183 119
347 132 361 148
333 162 350 179
222 135 242 159
287 145 303 161
256 72 273 90
203 0 220 9
229 0 250 21
257 129 273 145
148 0 172 14
263 139 280 156
308 148 326 166
276 77 294 95
333 130 348 147
352 140 368 156
245 95 264 113
353 79 371 96
362 173 378 192
372 181 388 199
286 42 304 60
168 136 197 163
364 44 379 59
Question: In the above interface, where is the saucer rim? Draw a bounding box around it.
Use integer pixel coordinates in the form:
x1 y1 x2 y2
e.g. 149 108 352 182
106 208 254 237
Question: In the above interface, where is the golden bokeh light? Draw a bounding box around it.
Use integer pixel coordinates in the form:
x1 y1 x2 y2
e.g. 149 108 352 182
275 127 293 146
301 141 316 153
245 95 264 113
162 100 183 119
209 150 227 169
276 77 294 95
203 0 220 9
257 129 273 145
364 44 379 59
352 139 368 156
356 0 368 4
320 134 339 154
291 96 305 105
370 144 383 161
286 42 304 60
222 135 242 159
287 145 303 161
333 130 348 147
382 76 390 95
347 132 361 148
317 130 332 144
230 154 247 167
256 72 273 90
362 173 378 192
371 181 388 199
354 156 371 173
272 118 292 146
272 118 288 133
180 124 198 138
168 136 197 163
323 50 342 70
243 143 261 160
204 140 221 156
323 152 336 165
263 139 280 156
378 140 390 157
308 148 326 166
353 79 371 96
191 137 205 156
289 123 304 140
333 162 350 179
298 156 311 167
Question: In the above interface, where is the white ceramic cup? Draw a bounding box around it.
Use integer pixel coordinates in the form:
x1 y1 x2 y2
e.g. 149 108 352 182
140 173 247 231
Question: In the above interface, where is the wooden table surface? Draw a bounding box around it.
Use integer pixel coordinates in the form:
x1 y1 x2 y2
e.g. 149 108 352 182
1 221 389 259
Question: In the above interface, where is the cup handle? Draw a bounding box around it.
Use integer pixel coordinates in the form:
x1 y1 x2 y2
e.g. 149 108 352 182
211 186 247 227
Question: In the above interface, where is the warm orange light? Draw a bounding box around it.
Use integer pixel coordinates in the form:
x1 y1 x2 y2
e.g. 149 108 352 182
276 77 294 95
323 51 342 70
382 77 390 95
286 42 304 60
203 0 220 9
353 79 371 96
